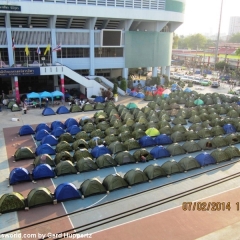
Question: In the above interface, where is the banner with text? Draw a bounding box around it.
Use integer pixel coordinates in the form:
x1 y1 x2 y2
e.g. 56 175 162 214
0 68 40 77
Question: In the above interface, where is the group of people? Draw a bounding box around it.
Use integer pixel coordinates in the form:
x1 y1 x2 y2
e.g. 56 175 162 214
100 88 114 102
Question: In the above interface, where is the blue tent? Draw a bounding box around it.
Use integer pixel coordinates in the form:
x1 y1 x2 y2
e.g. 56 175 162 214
35 143 55 156
42 107 56 116
150 146 171 159
35 129 50 141
51 90 64 97
139 136 156 147
19 125 35 136
154 134 173 145
129 91 138 97
9 167 31 185
126 88 131 94
136 92 145 98
66 125 81 135
32 164 55 180
91 146 111 158
94 96 105 103
35 123 51 133
223 124 236 134
27 92 40 101
51 121 65 130
195 152 216 167
162 94 169 98
51 127 65 137
54 183 81 202
41 135 58 146
56 106 70 114
145 86 152 91
184 88 192 92
64 118 78 128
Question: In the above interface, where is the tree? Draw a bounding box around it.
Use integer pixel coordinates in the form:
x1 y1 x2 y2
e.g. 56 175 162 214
172 33 179 49
228 33 240 43
236 48 240 56
215 61 230 73
185 34 207 49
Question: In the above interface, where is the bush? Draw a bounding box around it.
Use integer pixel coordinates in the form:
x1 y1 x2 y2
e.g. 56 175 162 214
163 74 170 87
113 81 118 94
120 78 127 92
94 77 102 83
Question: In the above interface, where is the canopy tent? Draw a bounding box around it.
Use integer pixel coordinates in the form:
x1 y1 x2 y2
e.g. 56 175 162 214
39 91 53 104
51 90 64 98
27 92 40 102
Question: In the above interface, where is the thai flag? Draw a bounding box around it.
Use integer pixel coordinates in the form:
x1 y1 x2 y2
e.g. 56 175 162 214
12 38 15 50
52 45 61 51
37 46 41 55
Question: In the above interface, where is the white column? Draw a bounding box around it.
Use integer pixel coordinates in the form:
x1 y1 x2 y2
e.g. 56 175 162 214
152 67 158 77
122 68 128 79
5 13 14 66
89 29 95 75
161 66 166 75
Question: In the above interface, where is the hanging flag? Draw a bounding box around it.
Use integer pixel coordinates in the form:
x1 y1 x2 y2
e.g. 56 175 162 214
25 45 30 56
36 46 41 55
52 44 61 52
12 38 15 50
44 44 50 56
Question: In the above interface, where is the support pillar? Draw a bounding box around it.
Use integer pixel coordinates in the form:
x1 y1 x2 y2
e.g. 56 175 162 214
152 67 158 77
122 68 128 79
60 74 65 100
89 29 95 75
161 66 166 75
165 66 170 79
14 76 20 103
53 75 58 90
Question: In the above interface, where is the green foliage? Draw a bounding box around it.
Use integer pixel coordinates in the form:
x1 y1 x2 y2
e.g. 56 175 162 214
120 78 127 92
177 34 209 49
215 61 230 73
236 48 240 56
94 77 102 83
163 74 169 87
113 81 118 95
228 33 240 43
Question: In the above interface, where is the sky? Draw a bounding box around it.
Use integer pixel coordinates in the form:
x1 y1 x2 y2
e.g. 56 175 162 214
175 0 240 36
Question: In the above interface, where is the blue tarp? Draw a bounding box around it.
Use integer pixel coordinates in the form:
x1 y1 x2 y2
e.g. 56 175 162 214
35 123 51 133
91 146 111 158
154 134 173 145
56 106 70 114
51 121 65 130
195 152 216 167
139 136 156 147
35 129 50 141
42 107 56 116
223 124 236 134
94 96 105 103
9 167 31 185
32 164 55 180
35 143 55 156
64 118 79 128
41 135 58 146
150 146 171 159
54 183 81 202
51 127 65 137
19 125 35 136
66 125 81 135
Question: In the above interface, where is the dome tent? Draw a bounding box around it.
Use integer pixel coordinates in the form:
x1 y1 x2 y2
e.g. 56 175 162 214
171 131 187 143
14 147 35 161
105 127 119 136
96 121 110 131
195 152 216 167
96 154 118 168
182 141 202 153
108 141 126 154
132 129 146 140
161 160 184 175
166 143 186 156
88 137 103 149
55 161 77 176
51 127 65 138
70 105 82 113
210 149 231 163
72 139 89 151
80 178 107 197
35 144 55 156
42 107 56 116
58 133 75 143
35 123 51 133
211 136 228 148
26 187 54 208
114 151 136 165
154 134 172 145
185 130 200 141
0 192 25 214
75 157 98 172
75 131 90 141
73 149 93 162
94 102 105 110
66 125 81 135
133 149 154 162
55 141 72 153
150 146 170 159
197 138 216 150
79 116 93 126
124 168 148 186
19 125 35 136
225 133 240 145
123 138 141 151
54 151 74 164
51 120 65 130
54 183 81 202
143 164 166 180
33 154 55 167
90 129 106 139
9 167 31 185
224 146 240 159
223 124 236 134
197 128 213 138
139 135 156 148
64 118 78 128
56 106 70 114
91 146 111 158
41 135 58 146
82 104 94 112
32 164 55 180
103 174 128 192
145 128 160 137
178 157 201 171
83 122 96 133
35 129 50 141
104 134 119 145
211 126 225 136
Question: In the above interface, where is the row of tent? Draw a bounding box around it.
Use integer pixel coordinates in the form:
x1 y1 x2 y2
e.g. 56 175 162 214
3 145 240 214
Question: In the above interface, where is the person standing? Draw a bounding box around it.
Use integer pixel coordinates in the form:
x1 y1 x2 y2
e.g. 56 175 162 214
45 98 49 108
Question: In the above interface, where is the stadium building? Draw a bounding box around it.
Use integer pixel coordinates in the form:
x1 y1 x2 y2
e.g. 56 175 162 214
0 0 185 101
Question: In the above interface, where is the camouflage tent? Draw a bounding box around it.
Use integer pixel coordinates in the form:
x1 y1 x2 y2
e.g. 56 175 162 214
70 105 82 113
143 164 166 180
185 130 200 141
172 116 187 125
55 160 77 176
161 160 184 175
132 129 146 139
33 154 55 167
79 117 93 126
82 104 94 112
58 133 75 143
225 133 240 145
96 121 110 131
75 131 90 141
14 147 35 161
102 174 128 191
211 136 228 148
105 127 119 136
94 102 105 110
75 157 98 172
54 151 74 164
211 126 225 136
55 141 72 153
210 149 231 163
197 128 213 138
73 149 93 162
88 137 103 149
123 138 141 151
104 134 119 145
72 139 89 151
96 154 118 168
188 115 202 124
80 178 106 197
114 151 136 165
83 123 96 133
133 122 147 131
159 126 172 135
124 168 148 186
182 140 202 153
119 124 132 133
171 131 187 143
109 141 126 154
132 149 154 162
90 129 105 139
178 157 201 171
224 146 240 159
172 124 187 133
166 143 186 156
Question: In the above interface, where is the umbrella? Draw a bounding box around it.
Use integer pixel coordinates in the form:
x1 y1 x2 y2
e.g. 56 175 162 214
51 90 64 97
163 89 171 94
126 102 138 109
194 99 204 106
145 127 160 137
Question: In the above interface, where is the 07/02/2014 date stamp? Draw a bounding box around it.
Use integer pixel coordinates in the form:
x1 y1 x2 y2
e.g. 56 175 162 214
182 202 240 211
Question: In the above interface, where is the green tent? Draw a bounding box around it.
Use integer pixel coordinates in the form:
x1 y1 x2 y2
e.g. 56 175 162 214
227 110 239 118
83 123 96 133
147 101 157 109
96 121 110 131
224 146 240 159
135 111 146 120
0 192 25 214
141 106 152 114
7 101 16 109
110 114 121 122
104 134 119 145
185 130 200 141
75 157 98 172
73 149 93 162
199 113 210 121
124 118 135 127
105 127 119 136
138 117 148 125
124 168 148 186
55 141 72 153
211 126 225 136
147 115 159 123
178 157 201 171
27 187 53 208
132 129 146 139
102 174 128 191
123 138 141 151
117 104 126 112
172 116 187 125
11 105 21 112
188 115 202 124
88 137 103 149
80 178 107 197
147 121 159 129
96 154 118 168
208 113 219 121
194 99 204 106
197 128 213 138
188 123 202 132
166 143 186 156
14 147 35 161
170 103 180 110
94 102 105 110
79 117 93 126
133 122 147 131
159 126 172 135
126 102 138 109
161 160 184 175
70 105 82 113
133 149 154 162
211 136 228 148
143 164 166 180
94 115 106 124
210 149 231 163
72 139 89 151
171 131 186 143
182 140 202 153
225 133 240 145
82 103 94 112
105 101 116 108
172 124 187 133
107 108 118 116
132 107 141 116
90 129 105 138
119 124 132 133
114 151 136 165
94 111 108 118
144 95 154 101
159 114 171 122
55 160 77 176
158 121 171 129
111 119 123 129
109 141 126 154
33 154 55 167
197 138 215 150
121 112 134 122
75 131 90 141
145 128 160 137
54 151 74 164
119 131 133 142
58 133 75 143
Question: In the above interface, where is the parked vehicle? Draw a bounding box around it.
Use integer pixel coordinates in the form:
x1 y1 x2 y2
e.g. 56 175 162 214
211 81 220 88
200 79 211 86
